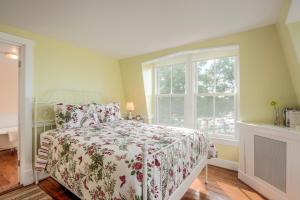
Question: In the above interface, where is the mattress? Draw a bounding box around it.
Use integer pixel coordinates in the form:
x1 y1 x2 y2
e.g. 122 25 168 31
39 120 209 200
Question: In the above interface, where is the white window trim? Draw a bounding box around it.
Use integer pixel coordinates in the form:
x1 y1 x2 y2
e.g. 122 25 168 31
152 45 240 145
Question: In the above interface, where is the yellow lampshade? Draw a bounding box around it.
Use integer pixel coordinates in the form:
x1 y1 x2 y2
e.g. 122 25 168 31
126 102 135 111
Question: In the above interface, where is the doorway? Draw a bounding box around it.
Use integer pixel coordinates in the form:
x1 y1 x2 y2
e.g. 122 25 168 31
0 42 19 192
0 31 33 189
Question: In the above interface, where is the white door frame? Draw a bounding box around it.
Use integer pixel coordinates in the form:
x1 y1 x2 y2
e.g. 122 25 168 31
0 32 34 185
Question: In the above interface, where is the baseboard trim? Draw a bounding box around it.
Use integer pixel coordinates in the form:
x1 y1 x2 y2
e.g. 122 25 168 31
208 158 238 171
21 169 34 185
238 170 286 200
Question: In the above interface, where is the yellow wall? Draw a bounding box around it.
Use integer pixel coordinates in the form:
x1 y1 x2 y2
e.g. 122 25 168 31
288 22 300 62
216 144 239 162
276 0 300 105
0 23 125 108
119 25 298 162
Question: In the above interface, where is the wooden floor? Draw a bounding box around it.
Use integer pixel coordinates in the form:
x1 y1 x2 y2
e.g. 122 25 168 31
39 165 266 200
181 166 266 200
0 150 19 193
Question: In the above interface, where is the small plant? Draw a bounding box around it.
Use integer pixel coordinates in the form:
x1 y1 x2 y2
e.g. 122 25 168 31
270 100 279 108
270 100 280 126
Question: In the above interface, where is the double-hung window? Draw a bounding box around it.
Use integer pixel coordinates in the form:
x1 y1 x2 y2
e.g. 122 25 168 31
195 56 237 139
156 63 185 126
153 46 239 141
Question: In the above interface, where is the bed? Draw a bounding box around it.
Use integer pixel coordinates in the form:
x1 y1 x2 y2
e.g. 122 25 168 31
33 97 212 200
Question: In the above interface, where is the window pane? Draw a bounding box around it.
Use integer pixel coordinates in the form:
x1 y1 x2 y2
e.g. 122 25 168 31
215 96 234 135
196 60 215 93
215 96 234 117
158 96 170 124
171 96 184 126
214 117 234 135
158 66 171 94
215 57 235 93
197 96 214 133
197 118 214 134
172 64 185 94
197 96 213 118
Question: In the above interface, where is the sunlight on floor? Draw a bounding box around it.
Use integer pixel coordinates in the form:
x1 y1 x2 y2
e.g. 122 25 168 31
183 166 266 200
189 177 206 193
216 181 265 200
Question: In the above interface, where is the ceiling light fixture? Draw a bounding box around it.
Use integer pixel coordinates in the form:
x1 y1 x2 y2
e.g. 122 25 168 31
3 52 19 60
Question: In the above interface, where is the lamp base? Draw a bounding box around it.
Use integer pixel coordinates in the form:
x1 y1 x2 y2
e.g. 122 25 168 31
128 112 133 120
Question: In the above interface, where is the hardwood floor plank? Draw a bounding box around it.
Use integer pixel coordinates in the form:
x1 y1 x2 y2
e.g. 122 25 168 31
39 178 79 200
39 165 266 200
0 150 19 193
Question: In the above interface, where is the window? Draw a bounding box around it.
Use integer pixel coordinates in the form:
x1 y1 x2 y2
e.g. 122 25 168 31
153 46 239 141
195 57 236 138
156 63 185 126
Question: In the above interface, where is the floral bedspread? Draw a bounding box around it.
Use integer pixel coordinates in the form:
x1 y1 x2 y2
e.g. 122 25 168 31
40 120 211 200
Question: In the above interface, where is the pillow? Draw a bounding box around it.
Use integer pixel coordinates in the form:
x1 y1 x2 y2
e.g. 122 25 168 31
94 102 122 123
54 103 99 129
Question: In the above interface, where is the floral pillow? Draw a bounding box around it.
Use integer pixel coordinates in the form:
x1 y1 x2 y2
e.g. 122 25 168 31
54 103 99 129
94 102 122 123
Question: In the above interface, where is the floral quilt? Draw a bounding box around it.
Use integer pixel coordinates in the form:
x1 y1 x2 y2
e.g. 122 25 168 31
40 120 210 200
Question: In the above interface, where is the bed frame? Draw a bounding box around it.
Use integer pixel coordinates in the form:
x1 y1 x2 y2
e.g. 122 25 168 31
33 95 209 200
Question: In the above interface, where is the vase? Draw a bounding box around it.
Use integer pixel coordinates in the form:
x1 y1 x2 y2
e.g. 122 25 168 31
274 108 280 126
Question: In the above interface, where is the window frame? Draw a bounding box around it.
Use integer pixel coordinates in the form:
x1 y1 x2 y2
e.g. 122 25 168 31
152 45 240 144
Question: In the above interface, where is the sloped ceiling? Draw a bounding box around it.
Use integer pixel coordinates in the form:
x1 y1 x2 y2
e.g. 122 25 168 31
0 0 283 58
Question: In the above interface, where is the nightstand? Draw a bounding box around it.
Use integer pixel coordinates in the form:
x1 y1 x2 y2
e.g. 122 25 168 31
123 115 145 123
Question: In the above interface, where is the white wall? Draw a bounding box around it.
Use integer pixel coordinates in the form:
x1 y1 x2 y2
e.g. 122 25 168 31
0 53 18 128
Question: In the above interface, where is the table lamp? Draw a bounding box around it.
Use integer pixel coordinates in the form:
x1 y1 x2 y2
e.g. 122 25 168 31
126 102 135 119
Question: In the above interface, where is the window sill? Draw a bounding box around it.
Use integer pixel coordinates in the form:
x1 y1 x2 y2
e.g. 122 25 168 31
209 137 239 146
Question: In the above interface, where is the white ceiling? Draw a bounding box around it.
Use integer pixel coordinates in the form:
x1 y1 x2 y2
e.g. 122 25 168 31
0 0 283 58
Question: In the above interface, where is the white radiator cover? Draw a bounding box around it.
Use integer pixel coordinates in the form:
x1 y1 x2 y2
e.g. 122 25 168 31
238 122 300 200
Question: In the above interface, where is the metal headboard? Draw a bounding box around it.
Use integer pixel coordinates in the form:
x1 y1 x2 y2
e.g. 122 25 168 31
33 90 111 161
33 90 122 185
